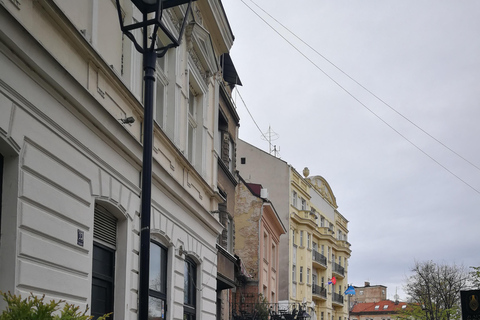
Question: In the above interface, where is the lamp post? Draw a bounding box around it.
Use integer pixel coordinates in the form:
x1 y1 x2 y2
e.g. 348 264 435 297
115 0 196 318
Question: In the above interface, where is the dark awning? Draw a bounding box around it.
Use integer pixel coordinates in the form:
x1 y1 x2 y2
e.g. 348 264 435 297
220 53 242 86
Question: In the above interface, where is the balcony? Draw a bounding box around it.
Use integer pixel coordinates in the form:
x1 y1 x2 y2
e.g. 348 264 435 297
312 284 327 300
232 294 310 320
332 292 344 306
332 262 345 278
312 250 327 269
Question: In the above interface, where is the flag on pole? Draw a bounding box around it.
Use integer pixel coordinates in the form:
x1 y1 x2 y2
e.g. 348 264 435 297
328 277 336 285
344 285 356 295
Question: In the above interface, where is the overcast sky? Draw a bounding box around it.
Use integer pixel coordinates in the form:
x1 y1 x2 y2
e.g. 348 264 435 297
222 0 480 300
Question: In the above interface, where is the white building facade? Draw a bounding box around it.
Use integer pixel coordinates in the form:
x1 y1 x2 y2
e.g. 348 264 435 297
0 0 238 319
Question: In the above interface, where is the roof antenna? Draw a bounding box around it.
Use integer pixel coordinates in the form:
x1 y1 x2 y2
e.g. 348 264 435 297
261 125 280 157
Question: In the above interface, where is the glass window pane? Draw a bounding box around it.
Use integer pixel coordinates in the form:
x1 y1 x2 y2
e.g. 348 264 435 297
149 296 165 320
150 242 161 291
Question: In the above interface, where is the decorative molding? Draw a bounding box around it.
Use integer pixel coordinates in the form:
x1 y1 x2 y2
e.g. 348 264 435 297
9 0 21 10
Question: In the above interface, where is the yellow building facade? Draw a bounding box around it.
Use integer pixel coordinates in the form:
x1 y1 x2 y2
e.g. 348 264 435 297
289 168 351 320
236 140 352 320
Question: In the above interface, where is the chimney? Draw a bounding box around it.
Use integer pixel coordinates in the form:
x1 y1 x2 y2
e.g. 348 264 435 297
260 188 268 199
365 281 370 287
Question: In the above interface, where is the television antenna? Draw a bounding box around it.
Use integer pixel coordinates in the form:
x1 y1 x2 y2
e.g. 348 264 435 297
261 125 280 157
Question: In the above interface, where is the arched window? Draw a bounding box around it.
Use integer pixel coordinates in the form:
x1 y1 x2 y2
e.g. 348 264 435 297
91 205 117 319
149 241 168 319
184 256 197 320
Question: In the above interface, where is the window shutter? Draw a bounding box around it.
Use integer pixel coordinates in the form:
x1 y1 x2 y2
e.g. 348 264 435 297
94 206 117 248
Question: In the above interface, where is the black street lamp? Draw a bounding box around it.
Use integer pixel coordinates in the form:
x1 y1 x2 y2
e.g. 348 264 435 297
115 0 196 318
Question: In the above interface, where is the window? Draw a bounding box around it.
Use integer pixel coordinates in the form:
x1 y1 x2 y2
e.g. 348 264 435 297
292 191 297 208
91 243 115 319
228 138 234 172
384 305 389 309
359 290 364 295
155 77 166 127
91 206 117 319
312 274 317 286
264 233 268 260
320 216 325 227
300 231 304 247
321 312 324 320
149 241 168 319
375 306 380 310
321 277 324 287
321 245 325 255
217 112 234 173
292 229 296 246
299 267 303 283
154 45 168 129
187 88 197 164
271 243 276 267
292 265 296 282
241 157 246 164
301 198 306 210
307 268 310 285
186 72 206 173
184 257 197 320
307 233 311 249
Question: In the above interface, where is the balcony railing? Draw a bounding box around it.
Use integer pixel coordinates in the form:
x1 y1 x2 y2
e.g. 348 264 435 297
232 294 310 320
312 250 327 267
332 292 344 305
312 284 327 299
332 262 345 277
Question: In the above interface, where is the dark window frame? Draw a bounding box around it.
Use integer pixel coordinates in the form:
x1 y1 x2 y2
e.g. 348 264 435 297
91 242 115 319
149 240 168 319
184 256 197 320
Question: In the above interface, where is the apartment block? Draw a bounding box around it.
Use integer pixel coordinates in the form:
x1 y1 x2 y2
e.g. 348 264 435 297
237 139 352 320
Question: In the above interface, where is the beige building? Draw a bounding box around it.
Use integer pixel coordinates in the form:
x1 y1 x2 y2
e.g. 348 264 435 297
0 1 241 319
233 177 286 307
353 282 388 304
237 139 352 320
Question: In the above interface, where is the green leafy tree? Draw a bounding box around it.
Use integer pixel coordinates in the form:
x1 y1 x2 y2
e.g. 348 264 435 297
469 266 480 289
0 292 111 320
254 294 270 320
403 261 468 320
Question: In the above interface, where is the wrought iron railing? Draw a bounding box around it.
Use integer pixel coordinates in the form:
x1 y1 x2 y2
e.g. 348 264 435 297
312 250 327 267
332 262 345 277
232 293 311 320
332 292 344 305
312 284 327 299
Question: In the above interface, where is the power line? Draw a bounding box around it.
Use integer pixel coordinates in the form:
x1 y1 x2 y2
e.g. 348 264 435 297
247 0 480 174
236 0 480 195
235 88 269 143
